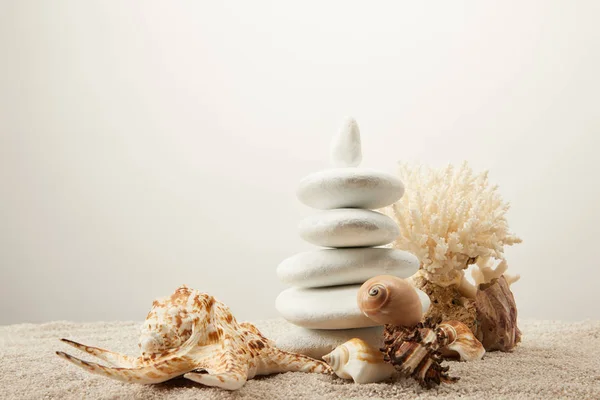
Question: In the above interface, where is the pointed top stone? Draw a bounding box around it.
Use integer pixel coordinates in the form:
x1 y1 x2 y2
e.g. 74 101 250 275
330 117 362 167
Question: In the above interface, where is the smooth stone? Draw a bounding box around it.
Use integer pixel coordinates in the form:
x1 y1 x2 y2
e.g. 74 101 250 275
330 116 362 167
277 248 419 288
297 168 404 210
298 209 400 248
273 321 384 360
276 285 430 330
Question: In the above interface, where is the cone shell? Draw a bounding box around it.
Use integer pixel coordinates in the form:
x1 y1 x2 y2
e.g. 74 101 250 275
322 338 395 384
357 275 423 326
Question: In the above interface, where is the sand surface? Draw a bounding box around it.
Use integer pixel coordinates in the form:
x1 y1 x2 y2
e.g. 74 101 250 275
1 319 599 399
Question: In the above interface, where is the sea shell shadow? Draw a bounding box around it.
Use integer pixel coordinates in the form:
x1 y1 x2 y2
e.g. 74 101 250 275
152 376 198 390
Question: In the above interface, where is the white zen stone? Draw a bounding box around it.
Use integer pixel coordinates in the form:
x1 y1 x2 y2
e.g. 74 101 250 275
276 285 430 330
277 248 419 288
330 116 362 167
298 209 400 248
273 321 384 359
297 168 404 210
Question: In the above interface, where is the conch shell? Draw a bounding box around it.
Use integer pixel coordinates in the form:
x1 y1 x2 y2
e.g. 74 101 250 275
439 320 485 361
357 275 424 326
56 285 330 390
323 338 395 384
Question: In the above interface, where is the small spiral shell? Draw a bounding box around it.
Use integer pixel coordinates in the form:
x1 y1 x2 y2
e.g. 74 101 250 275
357 275 423 326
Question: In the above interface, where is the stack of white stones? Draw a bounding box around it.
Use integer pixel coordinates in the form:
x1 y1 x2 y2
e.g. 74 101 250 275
275 118 430 358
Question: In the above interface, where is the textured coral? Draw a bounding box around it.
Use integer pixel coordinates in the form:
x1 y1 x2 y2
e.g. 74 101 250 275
410 272 478 334
385 162 522 294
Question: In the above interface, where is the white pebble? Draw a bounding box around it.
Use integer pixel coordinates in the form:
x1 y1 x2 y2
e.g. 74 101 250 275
297 168 404 209
330 117 362 167
298 209 400 248
277 248 419 288
274 321 384 359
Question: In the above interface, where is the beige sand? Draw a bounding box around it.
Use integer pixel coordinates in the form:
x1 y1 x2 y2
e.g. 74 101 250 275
1 319 599 400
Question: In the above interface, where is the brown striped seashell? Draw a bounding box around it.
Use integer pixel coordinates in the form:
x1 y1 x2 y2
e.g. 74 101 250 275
382 318 459 388
439 320 485 361
55 285 330 390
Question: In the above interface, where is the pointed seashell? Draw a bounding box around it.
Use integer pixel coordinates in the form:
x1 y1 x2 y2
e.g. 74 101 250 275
330 117 362 167
56 286 330 389
439 320 485 361
323 338 395 384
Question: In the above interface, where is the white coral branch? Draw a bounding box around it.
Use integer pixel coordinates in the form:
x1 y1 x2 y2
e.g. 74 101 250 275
383 162 522 288
504 273 521 286
478 259 508 283
471 266 485 287
457 275 478 299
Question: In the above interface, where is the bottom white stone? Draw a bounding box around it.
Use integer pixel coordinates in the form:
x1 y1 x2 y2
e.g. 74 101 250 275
273 321 384 360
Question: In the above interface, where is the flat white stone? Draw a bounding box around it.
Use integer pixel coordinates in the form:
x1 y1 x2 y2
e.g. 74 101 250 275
276 285 430 330
274 322 384 360
298 209 400 248
277 248 419 288
330 116 362 167
297 168 404 210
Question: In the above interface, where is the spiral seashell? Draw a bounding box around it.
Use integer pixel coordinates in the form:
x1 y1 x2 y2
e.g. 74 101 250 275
439 320 485 361
357 275 423 326
322 338 395 384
